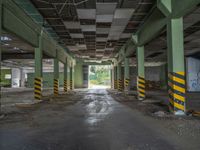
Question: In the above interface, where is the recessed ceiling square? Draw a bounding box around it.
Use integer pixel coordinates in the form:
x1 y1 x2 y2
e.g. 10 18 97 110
96 3 117 15
96 28 110 34
112 18 130 26
70 33 84 38
64 21 81 29
96 15 113 23
77 9 96 19
114 9 135 19
81 25 96 32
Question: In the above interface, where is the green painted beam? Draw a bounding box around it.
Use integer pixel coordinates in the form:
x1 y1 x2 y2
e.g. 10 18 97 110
136 7 167 46
158 0 200 18
42 32 56 58
2 0 75 65
116 0 200 60
172 0 200 18
3 0 40 47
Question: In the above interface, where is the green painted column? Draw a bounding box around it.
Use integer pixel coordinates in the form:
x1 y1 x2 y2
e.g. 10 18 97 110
70 64 74 90
117 63 122 91
113 66 117 89
167 17 186 115
34 30 43 100
53 57 59 96
64 58 68 93
136 46 146 100
124 58 130 92
110 66 113 89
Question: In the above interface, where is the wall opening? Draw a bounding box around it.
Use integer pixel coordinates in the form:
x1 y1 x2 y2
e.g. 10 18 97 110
89 65 111 89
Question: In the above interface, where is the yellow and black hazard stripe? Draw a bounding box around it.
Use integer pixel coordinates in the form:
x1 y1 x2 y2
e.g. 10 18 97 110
168 72 185 112
54 79 59 96
124 78 130 87
70 80 73 90
34 77 42 100
114 80 117 89
137 76 145 99
64 80 68 92
118 79 123 91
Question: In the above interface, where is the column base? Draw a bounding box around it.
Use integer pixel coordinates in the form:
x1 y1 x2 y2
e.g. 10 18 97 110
34 77 42 100
137 76 146 101
54 79 59 96
168 72 186 115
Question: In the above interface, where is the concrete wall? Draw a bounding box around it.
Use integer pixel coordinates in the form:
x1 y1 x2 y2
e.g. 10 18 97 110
74 63 89 88
27 72 64 88
11 68 21 88
186 57 200 92
74 63 83 88
129 64 167 89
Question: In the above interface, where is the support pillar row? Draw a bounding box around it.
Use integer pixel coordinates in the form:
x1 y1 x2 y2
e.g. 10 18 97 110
136 46 145 100
34 30 43 100
117 63 123 91
167 17 186 115
114 66 117 89
70 64 74 90
64 58 68 93
124 58 130 92
54 57 59 96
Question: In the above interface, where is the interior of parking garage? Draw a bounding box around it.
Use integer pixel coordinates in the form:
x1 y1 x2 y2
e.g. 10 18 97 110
1 0 200 150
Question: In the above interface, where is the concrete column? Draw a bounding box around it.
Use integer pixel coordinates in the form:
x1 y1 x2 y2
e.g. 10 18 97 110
110 67 113 89
11 68 20 88
136 46 145 100
70 64 74 90
124 58 130 92
114 66 117 89
167 17 186 115
34 30 43 100
64 58 68 93
53 57 59 96
20 68 26 87
70 63 74 90
117 63 122 91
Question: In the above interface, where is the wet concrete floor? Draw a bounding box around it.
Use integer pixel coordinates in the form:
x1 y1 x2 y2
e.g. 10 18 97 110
0 89 199 150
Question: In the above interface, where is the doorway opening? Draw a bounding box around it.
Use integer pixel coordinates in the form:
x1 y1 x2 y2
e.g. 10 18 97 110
89 65 111 89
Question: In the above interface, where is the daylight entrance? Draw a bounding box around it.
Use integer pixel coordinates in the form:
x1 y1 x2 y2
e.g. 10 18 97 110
89 65 111 89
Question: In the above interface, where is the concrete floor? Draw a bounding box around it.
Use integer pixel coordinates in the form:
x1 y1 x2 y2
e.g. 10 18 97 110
0 88 200 150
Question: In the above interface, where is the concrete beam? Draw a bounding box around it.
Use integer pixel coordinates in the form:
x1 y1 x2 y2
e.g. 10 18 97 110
135 7 167 46
3 0 40 47
2 53 51 60
158 0 200 18
2 0 75 65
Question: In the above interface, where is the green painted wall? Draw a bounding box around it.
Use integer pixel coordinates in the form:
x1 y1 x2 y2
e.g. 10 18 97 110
74 63 84 88
27 72 64 88
0 69 12 87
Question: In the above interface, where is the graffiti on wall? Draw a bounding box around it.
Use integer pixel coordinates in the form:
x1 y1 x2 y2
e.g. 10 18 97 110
189 72 200 91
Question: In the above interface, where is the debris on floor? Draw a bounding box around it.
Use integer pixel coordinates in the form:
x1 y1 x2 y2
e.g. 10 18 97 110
153 111 167 117
187 110 200 117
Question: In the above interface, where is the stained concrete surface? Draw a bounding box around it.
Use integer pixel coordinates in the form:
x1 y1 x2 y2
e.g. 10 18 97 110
0 89 200 150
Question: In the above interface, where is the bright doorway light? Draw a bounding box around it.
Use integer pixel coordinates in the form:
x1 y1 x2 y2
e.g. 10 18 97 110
89 65 111 89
